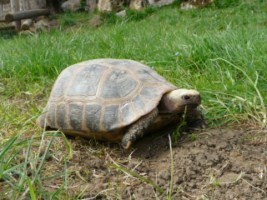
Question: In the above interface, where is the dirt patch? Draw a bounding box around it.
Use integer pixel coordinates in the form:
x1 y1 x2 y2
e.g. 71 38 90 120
43 128 267 199
1 128 267 199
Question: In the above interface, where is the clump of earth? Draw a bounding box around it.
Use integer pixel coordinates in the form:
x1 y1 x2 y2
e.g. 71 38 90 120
36 128 266 200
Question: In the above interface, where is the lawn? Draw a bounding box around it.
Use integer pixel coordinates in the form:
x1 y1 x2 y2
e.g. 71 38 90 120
0 0 266 199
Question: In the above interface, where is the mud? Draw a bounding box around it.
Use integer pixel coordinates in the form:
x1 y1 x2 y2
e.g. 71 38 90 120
35 128 266 199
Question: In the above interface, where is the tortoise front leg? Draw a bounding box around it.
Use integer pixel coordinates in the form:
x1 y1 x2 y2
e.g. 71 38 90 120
121 108 158 149
184 108 206 130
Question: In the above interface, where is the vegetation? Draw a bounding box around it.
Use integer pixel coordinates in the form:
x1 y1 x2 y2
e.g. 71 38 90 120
0 0 266 199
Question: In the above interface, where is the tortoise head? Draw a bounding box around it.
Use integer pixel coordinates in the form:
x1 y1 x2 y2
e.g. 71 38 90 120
158 89 201 114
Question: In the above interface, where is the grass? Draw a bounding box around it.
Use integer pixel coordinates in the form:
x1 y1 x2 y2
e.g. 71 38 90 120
0 0 267 199
0 131 73 199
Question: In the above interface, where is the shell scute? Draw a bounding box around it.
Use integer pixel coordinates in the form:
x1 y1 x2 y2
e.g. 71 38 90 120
69 103 83 130
67 64 107 97
100 69 138 99
85 104 102 132
120 103 134 126
140 87 162 102
56 103 68 129
47 104 56 128
132 95 145 113
103 105 119 131
51 70 72 98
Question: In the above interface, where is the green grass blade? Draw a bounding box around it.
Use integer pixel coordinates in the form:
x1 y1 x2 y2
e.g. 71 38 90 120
27 178 38 200
32 133 56 183
0 133 20 160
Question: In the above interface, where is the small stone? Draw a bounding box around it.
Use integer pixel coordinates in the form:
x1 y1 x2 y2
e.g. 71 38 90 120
208 153 220 165
175 176 183 184
116 10 126 17
150 0 175 7
185 166 196 176
216 142 228 150
187 181 197 188
61 0 80 12
130 0 146 10
206 140 216 148
159 170 171 180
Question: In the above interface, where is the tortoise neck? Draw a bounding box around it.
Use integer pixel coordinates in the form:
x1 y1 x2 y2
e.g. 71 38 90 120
157 93 176 114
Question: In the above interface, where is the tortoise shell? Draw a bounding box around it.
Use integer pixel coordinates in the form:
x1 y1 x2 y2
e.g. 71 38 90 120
37 59 177 140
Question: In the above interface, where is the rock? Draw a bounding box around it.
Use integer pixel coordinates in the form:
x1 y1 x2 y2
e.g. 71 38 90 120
18 16 58 34
96 0 175 12
180 2 195 10
21 19 33 31
86 0 98 12
207 152 220 166
181 0 213 10
148 0 175 7
130 0 147 10
116 10 127 17
185 166 196 176
216 142 228 150
188 181 197 188
98 0 112 12
129 0 175 9
34 17 50 32
206 139 216 148
159 170 171 180
98 0 125 12
61 0 81 12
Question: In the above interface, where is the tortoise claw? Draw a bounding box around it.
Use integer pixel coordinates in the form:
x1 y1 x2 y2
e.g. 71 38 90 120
121 141 132 149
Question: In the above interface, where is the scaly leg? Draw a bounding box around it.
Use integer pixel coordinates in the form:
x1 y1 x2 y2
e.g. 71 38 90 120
121 108 158 149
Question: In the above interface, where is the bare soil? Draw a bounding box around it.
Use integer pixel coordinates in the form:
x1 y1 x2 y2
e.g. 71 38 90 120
1 127 266 199
39 128 267 199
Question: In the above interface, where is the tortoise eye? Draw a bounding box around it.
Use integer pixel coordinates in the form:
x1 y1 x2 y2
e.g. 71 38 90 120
182 95 191 100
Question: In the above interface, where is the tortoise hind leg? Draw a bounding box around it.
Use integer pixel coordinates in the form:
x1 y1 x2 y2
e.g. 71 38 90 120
121 108 158 149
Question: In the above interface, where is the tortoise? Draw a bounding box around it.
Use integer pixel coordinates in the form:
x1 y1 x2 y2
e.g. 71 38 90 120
37 59 204 149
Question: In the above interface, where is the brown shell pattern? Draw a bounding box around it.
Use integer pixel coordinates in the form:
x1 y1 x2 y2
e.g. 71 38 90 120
39 59 177 133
